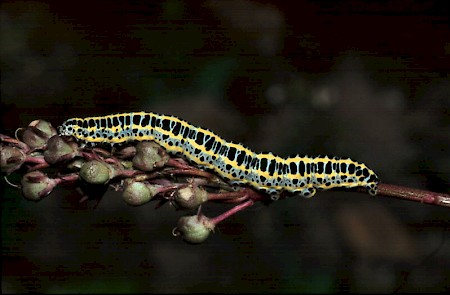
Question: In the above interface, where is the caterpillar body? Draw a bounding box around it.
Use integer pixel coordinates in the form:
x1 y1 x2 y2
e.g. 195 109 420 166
58 112 379 198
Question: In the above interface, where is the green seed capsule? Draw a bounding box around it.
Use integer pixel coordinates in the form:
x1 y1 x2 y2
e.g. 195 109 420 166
44 135 78 164
122 180 159 206
21 120 57 149
174 215 214 244
132 141 169 171
173 185 208 210
21 171 55 201
79 160 113 185
0 146 26 174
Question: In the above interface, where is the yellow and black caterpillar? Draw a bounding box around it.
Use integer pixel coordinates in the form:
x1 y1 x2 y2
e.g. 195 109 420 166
58 112 379 197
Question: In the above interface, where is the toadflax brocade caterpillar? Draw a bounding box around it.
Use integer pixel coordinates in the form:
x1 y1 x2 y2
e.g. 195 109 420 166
58 111 379 198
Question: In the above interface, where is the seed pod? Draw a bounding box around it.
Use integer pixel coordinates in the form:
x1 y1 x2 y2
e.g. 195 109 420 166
0 146 26 174
174 214 215 244
132 141 169 171
21 120 57 149
122 179 160 206
173 185 208 210
79 160 115 185
21 171 56 201
44 135 78 164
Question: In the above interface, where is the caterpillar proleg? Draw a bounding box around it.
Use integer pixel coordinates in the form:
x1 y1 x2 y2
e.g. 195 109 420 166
58 112 379 197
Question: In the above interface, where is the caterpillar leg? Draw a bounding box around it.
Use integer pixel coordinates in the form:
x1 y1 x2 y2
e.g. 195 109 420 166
366 183 378 196
270 194 281 201
295 187 316 198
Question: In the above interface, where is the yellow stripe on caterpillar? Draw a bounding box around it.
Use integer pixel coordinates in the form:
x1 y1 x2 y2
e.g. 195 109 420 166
58 112 379 197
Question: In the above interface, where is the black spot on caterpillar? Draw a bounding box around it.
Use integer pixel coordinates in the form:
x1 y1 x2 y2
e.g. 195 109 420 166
58 112 379 197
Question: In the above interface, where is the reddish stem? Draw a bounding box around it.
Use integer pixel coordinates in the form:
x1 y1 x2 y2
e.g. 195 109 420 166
208 191 247 201
376 183 450 208
55 173 80 184
116 169 144 178
165 168 213 179
210 199 255 225
81 151 102 160
25 156 47 165
25 156 50 171
157 184 185 194
166 158 191 168
28 163 50 171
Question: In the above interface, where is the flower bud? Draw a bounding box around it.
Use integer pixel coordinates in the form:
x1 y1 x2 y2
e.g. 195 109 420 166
21 120 57 149
173 185 208 210
1 146 26 174
173 214 215 244
79 160 115 184
43 135 78 164
132 141 169 171
21 171 56 201
122 180 160 206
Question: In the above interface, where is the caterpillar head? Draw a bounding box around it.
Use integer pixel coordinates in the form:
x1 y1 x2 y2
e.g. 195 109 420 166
58 119 80 136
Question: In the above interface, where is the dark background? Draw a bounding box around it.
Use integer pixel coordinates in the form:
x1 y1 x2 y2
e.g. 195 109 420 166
1 0 449 293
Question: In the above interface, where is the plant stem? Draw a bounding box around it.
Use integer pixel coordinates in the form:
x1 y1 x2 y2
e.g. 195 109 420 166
377 183 450 208
210 199 255 225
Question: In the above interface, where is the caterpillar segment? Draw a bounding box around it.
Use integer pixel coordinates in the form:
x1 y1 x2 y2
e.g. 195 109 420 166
58 112 379 197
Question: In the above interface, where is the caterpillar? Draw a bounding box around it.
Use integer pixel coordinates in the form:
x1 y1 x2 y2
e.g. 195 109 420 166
58 111 379 198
